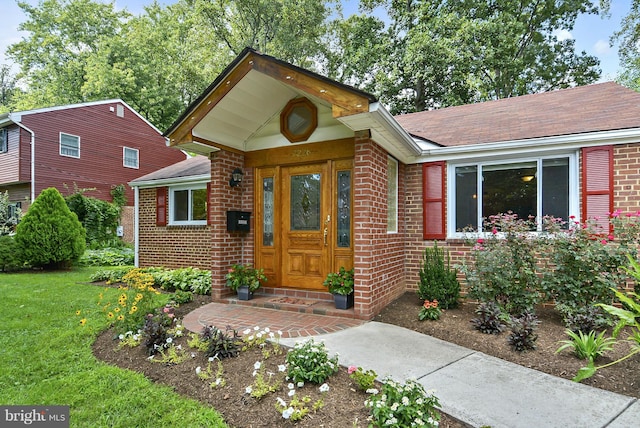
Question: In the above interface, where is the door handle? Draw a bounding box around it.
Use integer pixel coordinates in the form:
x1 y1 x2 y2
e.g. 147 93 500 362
323 227 328 246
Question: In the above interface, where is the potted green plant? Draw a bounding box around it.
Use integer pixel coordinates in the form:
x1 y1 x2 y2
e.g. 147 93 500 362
225 264 267 300
323 267 355 309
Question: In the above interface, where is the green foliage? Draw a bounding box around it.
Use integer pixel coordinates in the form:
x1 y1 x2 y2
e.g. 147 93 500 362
110 184 127 208
0 190 21 236
65 192 121 248
90 267 132 283
15 187 86 269
365 377 440 428
556 304 611 335
556 329 616 361
79 247 134 266
0 235 24 272
285 339 338 384
1 268 226 426
462 213 541 316
169 290 194 305
471 302 506 335
348 366 377 391
417 242 460 309
225 264 266 292
202 325 242 360
418 300 441 321
90 266 211 295
322 266 354 295
540 214 640 323
507 312 540 352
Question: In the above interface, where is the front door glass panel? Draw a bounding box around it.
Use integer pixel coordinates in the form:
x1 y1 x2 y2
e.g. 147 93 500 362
263 177 274 246
290 174 321 231
337 170 351 247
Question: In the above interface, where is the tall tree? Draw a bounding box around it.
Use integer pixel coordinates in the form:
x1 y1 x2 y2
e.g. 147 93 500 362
329 0 602 114
0 65 21 113
7 0 129 110
192 0 334 68
611 0 640 90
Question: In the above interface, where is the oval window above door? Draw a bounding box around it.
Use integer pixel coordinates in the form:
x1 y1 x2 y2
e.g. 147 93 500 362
280 97 318 143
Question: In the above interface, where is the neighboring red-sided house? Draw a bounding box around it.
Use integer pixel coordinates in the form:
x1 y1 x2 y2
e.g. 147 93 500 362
0 99 187 242
131 48 640 319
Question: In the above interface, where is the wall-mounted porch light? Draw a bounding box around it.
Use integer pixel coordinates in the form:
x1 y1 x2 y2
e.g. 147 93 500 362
229 168 244 187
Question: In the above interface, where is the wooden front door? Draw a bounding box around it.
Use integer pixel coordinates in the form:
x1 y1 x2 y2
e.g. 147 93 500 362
281 163 331 290
255 159 353 291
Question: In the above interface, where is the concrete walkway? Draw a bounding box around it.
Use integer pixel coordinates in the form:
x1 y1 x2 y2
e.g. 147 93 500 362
184 302 638 427
281 322 638 428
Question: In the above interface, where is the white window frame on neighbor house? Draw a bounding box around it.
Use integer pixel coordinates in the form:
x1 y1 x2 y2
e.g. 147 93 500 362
0 128 7 153
387 155 398 233
123 147 139 169
447 151 579 237
59 132 80 158
169 184 207 226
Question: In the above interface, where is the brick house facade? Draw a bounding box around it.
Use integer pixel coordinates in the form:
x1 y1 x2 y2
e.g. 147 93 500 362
132 49 640 319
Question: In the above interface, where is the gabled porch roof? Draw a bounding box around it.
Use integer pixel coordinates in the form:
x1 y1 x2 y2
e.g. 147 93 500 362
164 47 420 163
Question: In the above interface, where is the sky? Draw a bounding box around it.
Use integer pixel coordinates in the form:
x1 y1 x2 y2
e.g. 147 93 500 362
0 0 634 82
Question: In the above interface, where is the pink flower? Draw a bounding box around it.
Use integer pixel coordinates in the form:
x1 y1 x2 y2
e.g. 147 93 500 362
600 239 607 245
477 238 484 244
569 215 575 219
611 209 622 218
608 234 615 241
491 228 498 235
348 366 357 374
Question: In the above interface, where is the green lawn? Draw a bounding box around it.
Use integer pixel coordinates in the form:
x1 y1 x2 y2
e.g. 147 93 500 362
0 268 226 427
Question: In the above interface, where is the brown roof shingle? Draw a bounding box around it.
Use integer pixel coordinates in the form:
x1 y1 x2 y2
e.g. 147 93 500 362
394 82 640 147
131 155 210 183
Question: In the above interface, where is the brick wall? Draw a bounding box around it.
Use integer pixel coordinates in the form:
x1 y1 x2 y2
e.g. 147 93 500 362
209 150 254 301
353 135 407 319
137 188 213 269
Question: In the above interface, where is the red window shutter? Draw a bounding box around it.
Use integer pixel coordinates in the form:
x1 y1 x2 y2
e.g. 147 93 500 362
581 146 613 231
156 187 167 226
206 182 212 226
423 161 446 240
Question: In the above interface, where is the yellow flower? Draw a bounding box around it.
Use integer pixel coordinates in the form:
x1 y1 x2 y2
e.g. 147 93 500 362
80 318 87 326
130 305 138 313
114 307 120 313
135 293 143 301
119 294 127 301
107 312 114 319
117 315 124 321
76 310 81 316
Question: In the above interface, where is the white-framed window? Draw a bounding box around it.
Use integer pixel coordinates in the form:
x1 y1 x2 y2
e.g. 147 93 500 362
448 152 578 236
59 132 80 158
123 147 139 169
0 128 7 153
169 185 207 225
387 156 398 233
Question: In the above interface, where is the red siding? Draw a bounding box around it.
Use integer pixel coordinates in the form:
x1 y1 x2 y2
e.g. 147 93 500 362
15 101 185 204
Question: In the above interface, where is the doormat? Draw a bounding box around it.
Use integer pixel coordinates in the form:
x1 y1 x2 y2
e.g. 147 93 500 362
268 297 316 306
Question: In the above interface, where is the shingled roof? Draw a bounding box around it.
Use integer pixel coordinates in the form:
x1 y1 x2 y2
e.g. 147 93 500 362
130 155 210 184
394 82 640 147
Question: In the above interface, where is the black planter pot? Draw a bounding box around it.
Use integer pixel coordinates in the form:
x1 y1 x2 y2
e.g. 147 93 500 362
333 292 354 309
237 285 253 301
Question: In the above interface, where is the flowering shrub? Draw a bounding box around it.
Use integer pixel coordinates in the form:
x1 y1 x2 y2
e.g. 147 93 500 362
348 366 377 391
461 213 541 316
285 339 338 384
365 377 440 427
322 266 354 295
418 300 441 321
141 305 177 355
196 357 226 389
541 213 640 326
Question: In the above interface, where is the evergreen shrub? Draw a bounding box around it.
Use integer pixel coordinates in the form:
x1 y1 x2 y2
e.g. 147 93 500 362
417 242 460 309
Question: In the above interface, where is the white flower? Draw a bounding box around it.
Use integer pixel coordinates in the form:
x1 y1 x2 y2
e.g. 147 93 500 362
319 383 330 393
276 397 287 407
277 330 283 336
195 366 202 375
176 344 182 350
254 361 262 370
248 335 254 341
119 334 124 340
243 328 251 335
366 388 379 395
254 326 260 331
391 402 399 411
264 327 270 333
402 396 409 406
245 386 252 394
208 356 215 362
256 332 263 338
191 352 196 358
252 370 257 377
297 381 304 388
416 397 423 405
147 355 154 360
269 332 275 339
288 389 296 397
126 331 133 335
287 383 295 390
278 364 287 372
215 378 222 386
282 407 294 419
166 337 173 344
